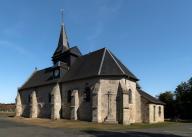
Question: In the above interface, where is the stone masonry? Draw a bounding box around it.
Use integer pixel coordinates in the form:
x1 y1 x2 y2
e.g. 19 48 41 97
51 84 61 120
15 92 22 117
30 91 38 118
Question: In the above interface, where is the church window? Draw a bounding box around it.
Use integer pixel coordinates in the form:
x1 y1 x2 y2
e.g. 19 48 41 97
28 94 31 103
67 90 72 103
128 89 132 104
84 87 91 102
158 106 161 117
153 106 156 121
48 93 52 103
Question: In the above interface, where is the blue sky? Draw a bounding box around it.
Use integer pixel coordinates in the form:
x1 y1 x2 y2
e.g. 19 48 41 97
0 0 192 103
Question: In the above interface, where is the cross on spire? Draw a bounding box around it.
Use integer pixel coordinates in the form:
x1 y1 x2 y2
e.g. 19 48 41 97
52 9 70 58
61 9 64 25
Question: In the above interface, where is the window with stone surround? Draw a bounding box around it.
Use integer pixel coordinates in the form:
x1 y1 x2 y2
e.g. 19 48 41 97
84 87 91 102
128 89 132 104
158 106 161 117
154 105 156 121
67 90 72 103
28 95 31 104
48 93 51 103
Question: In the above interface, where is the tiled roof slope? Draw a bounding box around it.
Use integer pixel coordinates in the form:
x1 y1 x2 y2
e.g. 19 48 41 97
19 48 138 90
68 46 82 56
61 48 138 82
19 67 60 90
139 90 165 105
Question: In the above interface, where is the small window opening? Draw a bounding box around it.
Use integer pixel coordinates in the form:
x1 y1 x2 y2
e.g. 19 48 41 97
48 93 52 103
128 89 132 104
28 95 31 103
158 106 161 117
67 90 72 103
84 87 91 102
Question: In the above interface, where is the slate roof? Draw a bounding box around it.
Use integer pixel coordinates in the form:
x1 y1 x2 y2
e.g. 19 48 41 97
139 90 165 105
19 48 138 90
61 48 138 82
19 67 60 90
65 46 82 56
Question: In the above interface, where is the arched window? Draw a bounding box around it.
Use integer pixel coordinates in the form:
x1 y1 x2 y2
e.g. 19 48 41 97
154 106 156 121
128 89 132 104
67 90 72 103
84 87 91 102
48 93 52 103
158 106 161 117
28 95 31 103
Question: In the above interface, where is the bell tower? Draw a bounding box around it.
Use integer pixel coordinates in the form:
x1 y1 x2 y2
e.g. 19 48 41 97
52 10 70 65
51 10 82 78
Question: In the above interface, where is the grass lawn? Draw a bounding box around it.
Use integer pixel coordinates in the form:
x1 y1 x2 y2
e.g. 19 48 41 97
8 117 178 131
0 112 15 117
0 112 180 131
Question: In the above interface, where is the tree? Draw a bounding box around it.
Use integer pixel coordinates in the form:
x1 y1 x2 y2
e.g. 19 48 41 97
175 79 192 119
158 91 176 118
159 77 192 119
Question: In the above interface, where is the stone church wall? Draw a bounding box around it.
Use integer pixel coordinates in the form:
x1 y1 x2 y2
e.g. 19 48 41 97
20 89 33 117
99 78 120 123
61 77 141 123
19 78 164 124
124 79 142 123
149 104 164 123
141 97 150 123
140 97 164 123
134 89 142 123
19 84 55 118
35 85 54 118
61 78 99 121
98 78 141 124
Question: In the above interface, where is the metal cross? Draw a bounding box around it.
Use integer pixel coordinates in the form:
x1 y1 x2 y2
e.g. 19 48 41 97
60 9 64 25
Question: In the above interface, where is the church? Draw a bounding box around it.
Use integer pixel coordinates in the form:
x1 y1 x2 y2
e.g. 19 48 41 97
15 21 165 125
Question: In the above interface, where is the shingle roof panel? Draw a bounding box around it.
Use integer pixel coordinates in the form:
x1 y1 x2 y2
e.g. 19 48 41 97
139 90 165 105
19 68 60 90
61 48 139 82
61 48 104 82
20 47 139 89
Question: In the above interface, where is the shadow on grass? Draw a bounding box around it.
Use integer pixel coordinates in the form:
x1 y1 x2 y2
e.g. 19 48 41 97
166 119 192 123
84 130 182 137
8 115 15 118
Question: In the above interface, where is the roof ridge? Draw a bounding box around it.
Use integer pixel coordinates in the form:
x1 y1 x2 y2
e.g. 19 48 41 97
82 48 106 57
18 70 38 90
98 48 107 75
139 90 165 105
107 49 125 74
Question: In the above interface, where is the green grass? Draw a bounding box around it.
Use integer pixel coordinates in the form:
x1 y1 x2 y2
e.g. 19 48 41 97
80 121 177 131
9 117 178 131
0 112 15 117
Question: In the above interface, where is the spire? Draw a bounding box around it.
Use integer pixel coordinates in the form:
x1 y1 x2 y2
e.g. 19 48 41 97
53 10 69 57
58 23 69 50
